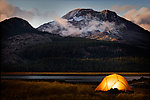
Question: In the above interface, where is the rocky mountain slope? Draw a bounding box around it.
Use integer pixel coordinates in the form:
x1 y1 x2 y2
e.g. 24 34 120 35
38 9 150 49
0 17 52 64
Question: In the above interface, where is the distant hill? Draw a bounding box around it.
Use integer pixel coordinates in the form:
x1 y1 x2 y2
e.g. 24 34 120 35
0 17 38 39
0 17 52 65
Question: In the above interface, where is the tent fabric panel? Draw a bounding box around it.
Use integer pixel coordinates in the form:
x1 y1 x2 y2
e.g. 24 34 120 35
117 75 132 90
95 77 106 91
106 75 118 89
112 81 127 90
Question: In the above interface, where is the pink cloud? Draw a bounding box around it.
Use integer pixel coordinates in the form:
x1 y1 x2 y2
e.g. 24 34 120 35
0 0 34 21
0 0 52 27
123 7 150 31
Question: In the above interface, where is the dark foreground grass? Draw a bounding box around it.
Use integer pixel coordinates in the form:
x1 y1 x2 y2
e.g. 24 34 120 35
1 80 150 100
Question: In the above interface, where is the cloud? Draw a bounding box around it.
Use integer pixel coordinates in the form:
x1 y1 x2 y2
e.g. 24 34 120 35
111 5 137 13
0 0 34 21
54 17 81 36
123 7 150 31
53 17 125 36
0 0 52 27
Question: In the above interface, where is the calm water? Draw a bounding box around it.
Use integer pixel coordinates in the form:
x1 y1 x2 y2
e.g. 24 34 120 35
1 75 150 83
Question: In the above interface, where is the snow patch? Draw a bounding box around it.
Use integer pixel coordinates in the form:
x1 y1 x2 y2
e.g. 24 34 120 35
73 16 84 21
68 19 73 21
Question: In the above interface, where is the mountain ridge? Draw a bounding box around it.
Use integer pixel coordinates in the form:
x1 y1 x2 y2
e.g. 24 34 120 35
0 10 150 72
37 9 150 49
0 17 39 39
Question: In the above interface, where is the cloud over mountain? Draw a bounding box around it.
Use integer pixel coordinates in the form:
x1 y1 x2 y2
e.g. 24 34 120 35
42 16 123 37
111 5 150 31
123 7 150 31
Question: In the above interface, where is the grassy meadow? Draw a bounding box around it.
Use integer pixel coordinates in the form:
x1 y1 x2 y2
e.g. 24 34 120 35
1 79 150 100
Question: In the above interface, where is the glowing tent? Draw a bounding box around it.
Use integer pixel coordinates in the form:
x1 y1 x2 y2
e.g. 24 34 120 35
95 74 132 91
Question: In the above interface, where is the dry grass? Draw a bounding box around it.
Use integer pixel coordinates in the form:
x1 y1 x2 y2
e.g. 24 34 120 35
1 80 150 100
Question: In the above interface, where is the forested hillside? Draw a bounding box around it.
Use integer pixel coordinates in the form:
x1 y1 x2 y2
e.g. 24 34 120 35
2 36 150 72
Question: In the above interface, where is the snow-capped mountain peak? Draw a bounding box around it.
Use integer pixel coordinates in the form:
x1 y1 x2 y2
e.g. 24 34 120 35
38 9 126 41
37 9 150 48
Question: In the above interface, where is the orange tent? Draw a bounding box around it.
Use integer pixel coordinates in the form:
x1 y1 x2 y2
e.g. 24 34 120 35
95 74 132 91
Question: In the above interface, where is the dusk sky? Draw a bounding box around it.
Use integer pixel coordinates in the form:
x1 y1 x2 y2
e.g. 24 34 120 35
0 0 150 31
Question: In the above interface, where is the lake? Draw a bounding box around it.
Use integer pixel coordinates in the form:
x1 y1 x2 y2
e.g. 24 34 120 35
1 75 150 83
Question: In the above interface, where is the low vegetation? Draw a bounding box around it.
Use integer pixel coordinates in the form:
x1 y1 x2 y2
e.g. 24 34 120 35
1 80 150 100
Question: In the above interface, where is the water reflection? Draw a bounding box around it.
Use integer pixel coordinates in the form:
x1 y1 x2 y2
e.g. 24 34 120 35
1 75 150 83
